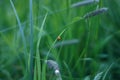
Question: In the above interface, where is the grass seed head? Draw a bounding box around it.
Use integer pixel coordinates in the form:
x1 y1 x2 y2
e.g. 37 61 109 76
45 60 60 73
71 0 99 8
83 7 108 19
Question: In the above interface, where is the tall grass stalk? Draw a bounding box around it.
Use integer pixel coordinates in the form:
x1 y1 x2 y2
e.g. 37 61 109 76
10 0 27 56
10 0 28 79
35 13 47 80
29 0 34 80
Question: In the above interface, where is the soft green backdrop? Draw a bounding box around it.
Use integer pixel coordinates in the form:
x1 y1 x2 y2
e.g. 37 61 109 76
0 0 120 80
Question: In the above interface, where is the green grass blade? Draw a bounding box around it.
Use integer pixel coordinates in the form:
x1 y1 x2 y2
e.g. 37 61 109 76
34 63 37 80
93 72 103 80
102 63 114 80
36 13 48 80
9 0 28 79
9 0 27 54
29 0 34 80
63 61 73 80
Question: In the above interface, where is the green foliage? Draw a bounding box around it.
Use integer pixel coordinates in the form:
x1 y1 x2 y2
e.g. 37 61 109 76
0 0 120 80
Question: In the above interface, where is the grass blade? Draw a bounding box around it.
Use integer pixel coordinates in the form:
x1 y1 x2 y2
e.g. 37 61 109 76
93 72 103 80
9 0 27 54
29 0 34 80
36 13 48 80
10 0 28 79
102 63 114 80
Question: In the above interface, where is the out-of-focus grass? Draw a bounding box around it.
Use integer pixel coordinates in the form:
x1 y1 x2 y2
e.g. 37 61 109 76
0 0 120 80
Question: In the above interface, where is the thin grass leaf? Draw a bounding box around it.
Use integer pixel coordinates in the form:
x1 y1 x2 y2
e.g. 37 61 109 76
54 39 79 48
9 0 28 78
79 58 93 61
33 64 37 80
95 30 120 52
63 61 73 80
84 8 108 19
0 27 16 33
102 63 114 80
36 13 48 80
73 19 90 70
71 0 99 8
9 0 27 54
46 28 67 59
29 0 34 79
93 72 103 80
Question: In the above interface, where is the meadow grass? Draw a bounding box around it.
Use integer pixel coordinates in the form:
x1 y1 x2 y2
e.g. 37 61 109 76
0 0 120 80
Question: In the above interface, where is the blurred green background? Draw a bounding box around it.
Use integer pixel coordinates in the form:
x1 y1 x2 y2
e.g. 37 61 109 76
0 0 120 80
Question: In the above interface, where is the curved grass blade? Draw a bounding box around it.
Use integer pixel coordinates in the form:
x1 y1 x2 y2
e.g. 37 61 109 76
36 13 48 80
93 72 103 80
10 0 28 79
102 63 114 80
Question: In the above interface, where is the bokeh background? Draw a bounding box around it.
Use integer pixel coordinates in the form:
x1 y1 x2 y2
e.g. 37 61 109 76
0 0 120 80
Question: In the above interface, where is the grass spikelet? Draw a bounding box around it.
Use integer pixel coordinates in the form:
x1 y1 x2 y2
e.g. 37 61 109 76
84 8 108 19
71 0 99 8
93 72 103 80
45 60 59 74
45 60 62 80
